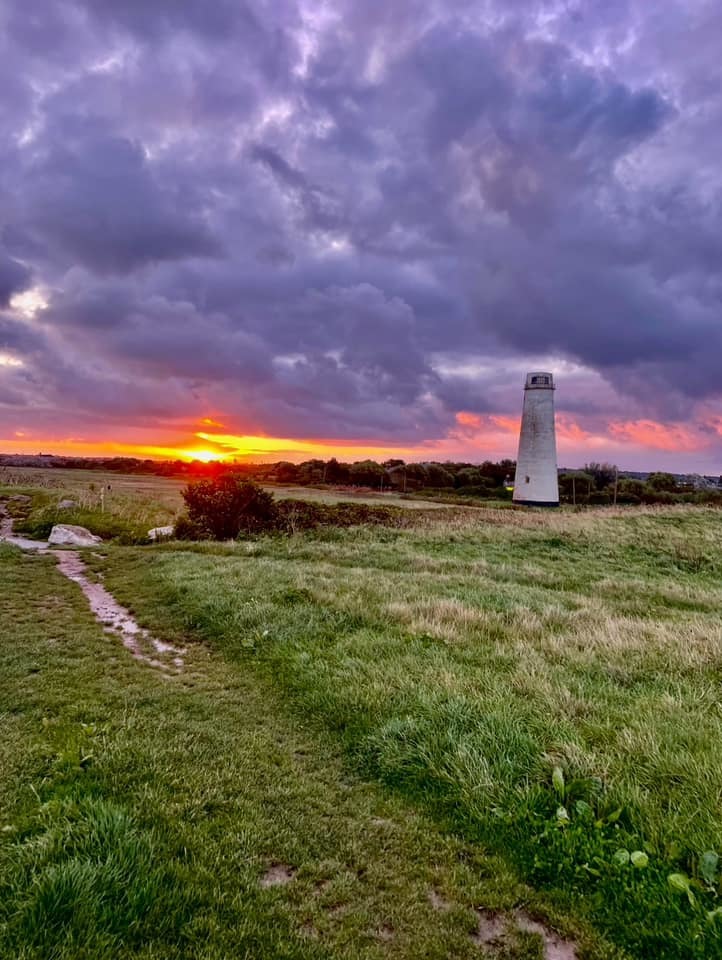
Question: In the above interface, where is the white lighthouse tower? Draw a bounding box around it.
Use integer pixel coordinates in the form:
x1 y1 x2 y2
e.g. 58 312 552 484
513 371 559 507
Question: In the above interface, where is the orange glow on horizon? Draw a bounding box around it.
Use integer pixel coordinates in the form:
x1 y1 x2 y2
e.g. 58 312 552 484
1 411 718 467
190 431 437 462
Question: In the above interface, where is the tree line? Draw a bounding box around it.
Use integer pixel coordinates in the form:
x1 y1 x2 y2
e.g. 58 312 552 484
560 462 722 506
2 454 720 505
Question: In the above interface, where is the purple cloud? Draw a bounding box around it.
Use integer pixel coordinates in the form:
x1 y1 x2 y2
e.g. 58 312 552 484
0 0 721 468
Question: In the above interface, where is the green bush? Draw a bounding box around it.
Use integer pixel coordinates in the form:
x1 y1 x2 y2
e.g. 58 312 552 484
175 479 413 540
173 514 208 540
276 498 406 532
181 475 278 539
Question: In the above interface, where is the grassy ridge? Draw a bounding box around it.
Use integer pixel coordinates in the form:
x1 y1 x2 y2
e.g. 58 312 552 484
93 506 722 958
2 540 596 959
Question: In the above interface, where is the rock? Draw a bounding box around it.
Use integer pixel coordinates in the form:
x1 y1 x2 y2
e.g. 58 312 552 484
57 499 77 509
148 525 175 541
48 524 103 547
9 494 31 503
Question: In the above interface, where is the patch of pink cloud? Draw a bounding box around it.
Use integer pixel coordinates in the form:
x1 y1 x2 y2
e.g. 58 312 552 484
454 411 482 428
555 416 593 446
608 419 704 453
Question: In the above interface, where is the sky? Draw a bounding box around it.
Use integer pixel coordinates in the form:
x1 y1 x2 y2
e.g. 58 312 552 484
1 0 721 472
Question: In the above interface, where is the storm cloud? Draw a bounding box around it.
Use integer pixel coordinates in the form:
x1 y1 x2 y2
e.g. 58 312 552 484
1 0 721 468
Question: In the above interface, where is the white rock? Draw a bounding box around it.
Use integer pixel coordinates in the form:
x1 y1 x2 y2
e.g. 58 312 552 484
148 525 175 541
57 499 77 509
48 524 103 547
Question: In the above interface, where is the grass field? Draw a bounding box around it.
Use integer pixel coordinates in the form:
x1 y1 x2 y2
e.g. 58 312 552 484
2 538 558 960
0 466 450 518
2 472 721 958
1 467 449 545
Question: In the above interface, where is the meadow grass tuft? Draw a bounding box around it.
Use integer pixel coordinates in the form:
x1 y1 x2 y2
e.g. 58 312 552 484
5 796 191 954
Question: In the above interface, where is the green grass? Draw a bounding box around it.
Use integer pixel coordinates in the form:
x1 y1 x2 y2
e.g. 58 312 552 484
1 469 450 545
3 478 178 543
86 505 722 959
0 467 186 511
3 475 721 957
0 466 451 517
264 484 450 509
1 537 600 959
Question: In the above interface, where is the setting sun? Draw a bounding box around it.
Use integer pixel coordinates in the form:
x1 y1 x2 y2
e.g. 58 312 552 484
177 449 228 463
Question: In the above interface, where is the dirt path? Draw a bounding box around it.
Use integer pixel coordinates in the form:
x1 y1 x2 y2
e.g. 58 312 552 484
0 502 50 551
53 550 184 672
0 502 183 672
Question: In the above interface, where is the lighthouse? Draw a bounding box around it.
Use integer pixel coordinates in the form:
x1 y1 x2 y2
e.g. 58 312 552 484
513 372 559 507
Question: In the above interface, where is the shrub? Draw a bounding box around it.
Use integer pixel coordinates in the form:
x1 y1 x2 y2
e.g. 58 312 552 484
173 514 208 541
275 498 407 533
181 476 278 539
175 475 423 540
456 484 505 498
175 487 412 540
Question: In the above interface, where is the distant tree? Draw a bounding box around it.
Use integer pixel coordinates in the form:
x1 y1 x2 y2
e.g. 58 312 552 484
479 459 516 486
403 463 428 490
324 457 351 484
349 460 388 488
584 462 618 490
647 472 679 492
423 463 455 488
558 471 594 503
297 459 325 484
386 465 406 490
389 463 426 493
616 478 646 504
455 467 483 488
275 461 299 483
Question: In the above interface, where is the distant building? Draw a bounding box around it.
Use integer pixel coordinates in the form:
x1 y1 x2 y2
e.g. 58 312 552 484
512 371 559 507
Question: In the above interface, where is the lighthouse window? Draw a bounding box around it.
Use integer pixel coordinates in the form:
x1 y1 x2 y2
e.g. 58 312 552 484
525 476 530 483
531 375 550 385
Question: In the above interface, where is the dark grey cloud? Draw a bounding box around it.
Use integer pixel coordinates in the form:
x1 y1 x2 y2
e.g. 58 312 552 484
19 124 221 274
0 312 44 354
1 0 721 463
0 254 31 307
251 144 346 233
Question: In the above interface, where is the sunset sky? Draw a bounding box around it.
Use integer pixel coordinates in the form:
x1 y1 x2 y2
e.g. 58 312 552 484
1 0 721 472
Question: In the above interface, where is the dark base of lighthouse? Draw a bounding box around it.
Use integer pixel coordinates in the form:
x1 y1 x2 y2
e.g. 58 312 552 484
512 499 560 508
